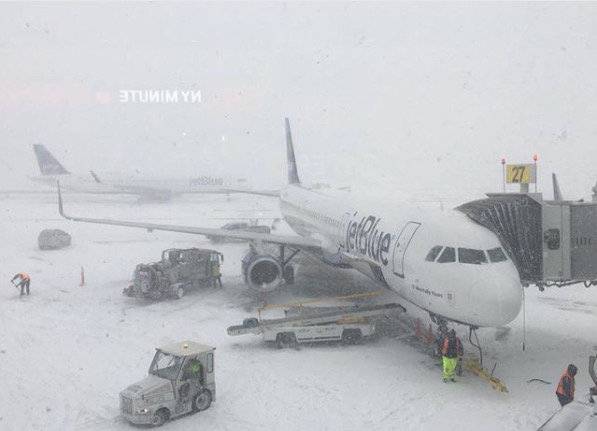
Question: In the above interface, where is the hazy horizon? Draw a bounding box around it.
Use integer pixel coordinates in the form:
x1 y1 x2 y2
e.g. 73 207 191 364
1 2 596 199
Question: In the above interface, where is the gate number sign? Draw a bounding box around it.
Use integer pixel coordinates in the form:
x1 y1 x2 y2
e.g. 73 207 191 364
506 164 536 184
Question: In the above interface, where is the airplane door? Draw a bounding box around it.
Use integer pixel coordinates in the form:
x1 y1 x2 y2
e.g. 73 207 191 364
392 222 421 278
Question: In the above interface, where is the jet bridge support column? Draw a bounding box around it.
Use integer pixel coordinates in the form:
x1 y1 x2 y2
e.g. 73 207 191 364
542 203 571 281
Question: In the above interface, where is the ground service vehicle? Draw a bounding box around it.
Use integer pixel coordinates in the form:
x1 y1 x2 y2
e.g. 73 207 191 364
120 341 216 427
228 303 403 348
123 248 223 300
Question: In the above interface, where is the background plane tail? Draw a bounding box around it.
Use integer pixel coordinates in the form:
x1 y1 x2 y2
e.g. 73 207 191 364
33 144 70 176
285 118 301 185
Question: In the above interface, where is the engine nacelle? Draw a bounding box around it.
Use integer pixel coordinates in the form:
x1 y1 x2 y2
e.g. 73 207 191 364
242 250 284 292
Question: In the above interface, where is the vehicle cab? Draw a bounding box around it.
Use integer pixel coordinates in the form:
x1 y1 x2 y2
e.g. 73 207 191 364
120 341 216 427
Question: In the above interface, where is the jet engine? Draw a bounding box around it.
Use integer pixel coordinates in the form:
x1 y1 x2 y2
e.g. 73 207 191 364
242 250 285 292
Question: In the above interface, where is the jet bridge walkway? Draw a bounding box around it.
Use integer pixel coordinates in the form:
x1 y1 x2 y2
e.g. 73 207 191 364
457 192 597 287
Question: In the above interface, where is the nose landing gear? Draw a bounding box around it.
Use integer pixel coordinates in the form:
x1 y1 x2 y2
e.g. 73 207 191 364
468 326 483 367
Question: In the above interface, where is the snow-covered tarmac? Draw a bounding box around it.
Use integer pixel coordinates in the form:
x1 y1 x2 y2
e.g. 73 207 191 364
1 193 595 430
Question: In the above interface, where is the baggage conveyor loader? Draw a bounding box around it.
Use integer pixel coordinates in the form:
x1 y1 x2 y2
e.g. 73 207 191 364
227 303 405 348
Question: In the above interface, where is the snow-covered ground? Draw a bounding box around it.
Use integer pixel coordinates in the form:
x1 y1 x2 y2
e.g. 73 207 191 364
1 193 596 431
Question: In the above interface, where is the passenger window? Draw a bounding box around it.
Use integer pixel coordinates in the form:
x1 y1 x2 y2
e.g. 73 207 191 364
425 246 443 262
487 247 507 263
458 248 488 264
437 247 456 263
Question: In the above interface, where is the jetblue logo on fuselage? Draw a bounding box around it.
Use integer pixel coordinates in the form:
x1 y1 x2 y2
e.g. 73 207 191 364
345 213 392 266
190 176 224 186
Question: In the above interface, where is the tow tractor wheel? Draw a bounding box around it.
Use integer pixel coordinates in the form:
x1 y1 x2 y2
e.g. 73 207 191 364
174 286 185 299
151 408 169 427
193 390 212 412
341 329 362 345
275 332 297 349
283 265 295 285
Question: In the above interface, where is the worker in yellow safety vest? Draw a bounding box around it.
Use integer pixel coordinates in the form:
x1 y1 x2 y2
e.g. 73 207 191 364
441 329 463 382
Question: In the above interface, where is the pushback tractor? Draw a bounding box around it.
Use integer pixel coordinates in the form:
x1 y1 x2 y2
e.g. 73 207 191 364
120 341 215 427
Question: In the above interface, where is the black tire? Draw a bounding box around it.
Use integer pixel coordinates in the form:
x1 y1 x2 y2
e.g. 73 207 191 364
341 329 362 345
275 332 296 349
151 409 169 427
173 286 185 299
193 390 212 412
283 265 295 285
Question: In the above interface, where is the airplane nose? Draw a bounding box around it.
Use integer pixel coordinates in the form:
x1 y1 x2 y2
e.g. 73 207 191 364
469 267 522 326
494 274 523 324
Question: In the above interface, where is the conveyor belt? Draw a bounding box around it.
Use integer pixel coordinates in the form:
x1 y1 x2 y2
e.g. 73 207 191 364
227 303 403 336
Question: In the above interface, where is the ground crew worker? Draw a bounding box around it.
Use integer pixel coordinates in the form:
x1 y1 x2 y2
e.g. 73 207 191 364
211 255 222 287
11 272 30 296
180 358 204 399
556 364 577 407
188 358 203 383
441 329 463 382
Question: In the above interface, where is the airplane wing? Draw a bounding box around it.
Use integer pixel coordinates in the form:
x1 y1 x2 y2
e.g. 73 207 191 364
91 178 279 198
57 183 320 250
184 188 280 197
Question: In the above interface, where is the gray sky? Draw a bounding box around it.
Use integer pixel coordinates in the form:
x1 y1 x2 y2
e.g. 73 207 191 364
1 2 596 198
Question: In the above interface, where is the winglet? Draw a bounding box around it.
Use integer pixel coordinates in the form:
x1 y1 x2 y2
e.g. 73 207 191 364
552 173 564 201
285 118 301 185
90 170 102 183
57 181 71 220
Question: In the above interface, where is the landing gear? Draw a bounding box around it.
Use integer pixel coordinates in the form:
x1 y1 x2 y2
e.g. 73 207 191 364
430 314 484 368
468 326 483 367
279 244 299 285
283 265 295 284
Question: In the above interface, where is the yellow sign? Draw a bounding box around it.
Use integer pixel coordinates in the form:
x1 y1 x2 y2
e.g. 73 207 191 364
506 164 536 184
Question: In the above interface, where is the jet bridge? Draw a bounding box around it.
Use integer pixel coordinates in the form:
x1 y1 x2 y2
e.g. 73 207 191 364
457 192 597 287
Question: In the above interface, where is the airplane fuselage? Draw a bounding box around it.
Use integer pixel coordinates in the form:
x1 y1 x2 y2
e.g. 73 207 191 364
280 185 522 328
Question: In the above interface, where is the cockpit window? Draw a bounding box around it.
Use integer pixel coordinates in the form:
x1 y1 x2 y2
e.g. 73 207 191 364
458 248 488 264
437 247 456 263
425 246 443 262
487 247 508 263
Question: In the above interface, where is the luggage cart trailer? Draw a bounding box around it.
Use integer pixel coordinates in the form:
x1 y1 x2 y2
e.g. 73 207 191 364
227 303 404 348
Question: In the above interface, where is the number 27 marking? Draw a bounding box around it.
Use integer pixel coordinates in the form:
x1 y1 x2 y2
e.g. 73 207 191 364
511 166 526 182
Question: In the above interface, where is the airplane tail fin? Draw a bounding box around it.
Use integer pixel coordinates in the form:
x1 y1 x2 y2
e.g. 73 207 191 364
552 173 564 201
33 144 70 175
285 118 301 185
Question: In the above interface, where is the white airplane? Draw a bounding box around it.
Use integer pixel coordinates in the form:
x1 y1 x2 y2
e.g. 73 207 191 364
31 144 277 200
57 119 522 329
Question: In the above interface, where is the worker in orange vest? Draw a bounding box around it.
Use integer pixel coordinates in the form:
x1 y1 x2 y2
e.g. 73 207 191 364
556 364 578 407
441 329 463 382
11 272 31 296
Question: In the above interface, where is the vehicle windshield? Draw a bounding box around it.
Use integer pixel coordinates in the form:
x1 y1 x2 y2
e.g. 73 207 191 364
149 350 184 380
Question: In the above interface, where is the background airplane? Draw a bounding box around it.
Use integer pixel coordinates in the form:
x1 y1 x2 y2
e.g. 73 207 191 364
30 144 277 200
